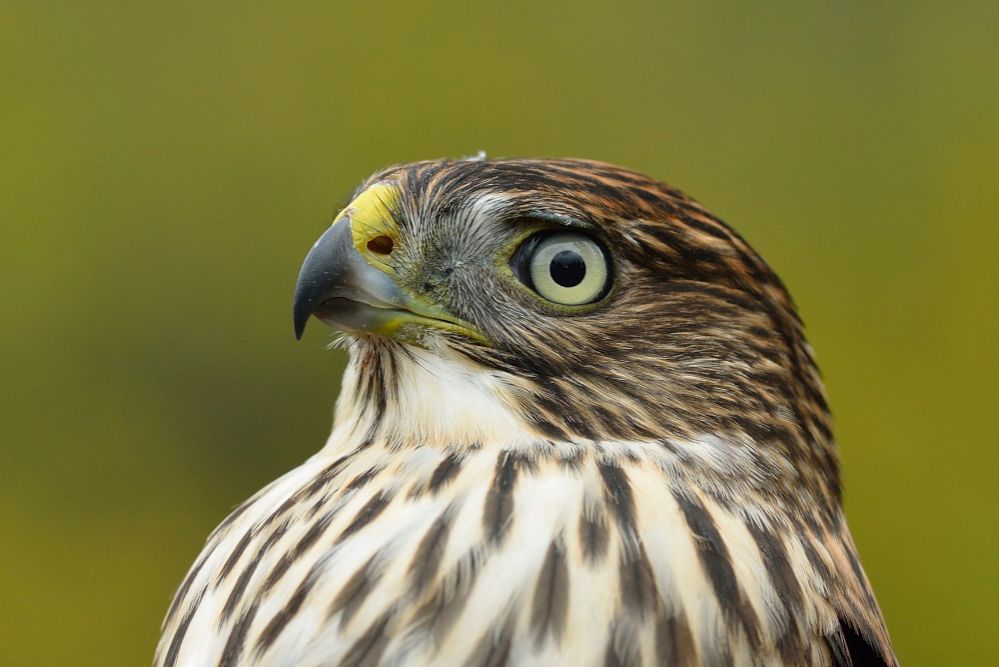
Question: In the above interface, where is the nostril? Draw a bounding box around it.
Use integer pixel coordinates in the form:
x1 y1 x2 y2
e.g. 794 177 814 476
366 235 394 255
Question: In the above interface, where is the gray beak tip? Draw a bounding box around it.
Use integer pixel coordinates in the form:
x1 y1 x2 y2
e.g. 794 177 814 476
293 308 308 340
292 221 355 340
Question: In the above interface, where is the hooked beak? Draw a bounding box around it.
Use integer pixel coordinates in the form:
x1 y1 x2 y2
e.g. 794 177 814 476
292 184 483 342
292 219 406 339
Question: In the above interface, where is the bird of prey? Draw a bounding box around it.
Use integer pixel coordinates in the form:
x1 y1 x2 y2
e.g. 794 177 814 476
156 158 896 666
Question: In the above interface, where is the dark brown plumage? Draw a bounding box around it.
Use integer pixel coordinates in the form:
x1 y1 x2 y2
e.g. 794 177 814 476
156 158 895 666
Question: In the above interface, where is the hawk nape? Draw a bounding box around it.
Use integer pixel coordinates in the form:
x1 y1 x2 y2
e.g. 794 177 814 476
156 158 895 667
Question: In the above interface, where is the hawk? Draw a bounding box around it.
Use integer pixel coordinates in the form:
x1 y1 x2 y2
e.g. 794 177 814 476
156 158 896 666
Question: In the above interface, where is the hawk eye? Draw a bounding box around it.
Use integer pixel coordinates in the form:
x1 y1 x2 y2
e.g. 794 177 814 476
510 231 611 305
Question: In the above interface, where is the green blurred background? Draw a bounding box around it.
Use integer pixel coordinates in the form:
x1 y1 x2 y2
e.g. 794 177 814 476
2 2 997 664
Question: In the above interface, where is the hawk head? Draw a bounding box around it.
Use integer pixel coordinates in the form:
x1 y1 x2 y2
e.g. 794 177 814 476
153 158 893 667
294 158 837 512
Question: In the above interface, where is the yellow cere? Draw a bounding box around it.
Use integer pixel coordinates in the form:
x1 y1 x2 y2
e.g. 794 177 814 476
334 182 403 269
332 182 489 345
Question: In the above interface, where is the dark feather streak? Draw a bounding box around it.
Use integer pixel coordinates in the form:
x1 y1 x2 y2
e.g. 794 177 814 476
408 511 453 596
578 505 610 563
162 587 204 667
675 492 762 650
618 544 657 618
428 452 463 493
747 521 805 661
482 451 520 544
410 549 480 644
530 538 569 645
219 518 291 624
597 460 636 533
464 617 513 667
337 491 392 543
260 509 337 595
216 601 259 667
328 555 381 627
163 542 215 632
254 567 320 656
655 605 698 667
340 612 392 667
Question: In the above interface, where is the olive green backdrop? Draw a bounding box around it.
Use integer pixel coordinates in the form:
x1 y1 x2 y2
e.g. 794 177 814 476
2 2 997 665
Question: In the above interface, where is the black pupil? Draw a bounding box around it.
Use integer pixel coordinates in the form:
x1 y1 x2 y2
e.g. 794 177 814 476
549 249 586 287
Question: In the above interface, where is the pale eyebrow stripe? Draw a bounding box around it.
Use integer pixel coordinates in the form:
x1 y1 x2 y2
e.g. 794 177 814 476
526 210 596 229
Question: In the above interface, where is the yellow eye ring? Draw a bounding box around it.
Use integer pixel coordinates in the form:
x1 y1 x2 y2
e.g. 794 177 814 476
511 231 612 305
